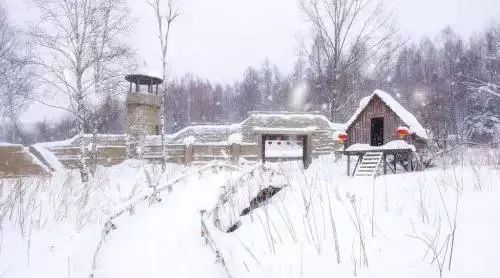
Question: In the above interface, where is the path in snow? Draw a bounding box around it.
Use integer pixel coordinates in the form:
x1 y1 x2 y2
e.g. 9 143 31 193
94 170 232 278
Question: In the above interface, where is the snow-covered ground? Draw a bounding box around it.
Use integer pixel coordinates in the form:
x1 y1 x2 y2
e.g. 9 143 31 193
0 148 499 278
208 155 500 277
95 169 231 278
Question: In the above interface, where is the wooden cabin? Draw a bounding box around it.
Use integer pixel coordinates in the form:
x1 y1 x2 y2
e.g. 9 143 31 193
343 90 429 176
345 90 428 148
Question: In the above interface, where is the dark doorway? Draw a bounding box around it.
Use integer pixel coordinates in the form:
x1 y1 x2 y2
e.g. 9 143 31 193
371 117 384 146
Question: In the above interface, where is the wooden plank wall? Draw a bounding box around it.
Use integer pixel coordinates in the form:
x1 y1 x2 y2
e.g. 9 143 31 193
346 96 406 146
0 145 49 178
41 143 260 169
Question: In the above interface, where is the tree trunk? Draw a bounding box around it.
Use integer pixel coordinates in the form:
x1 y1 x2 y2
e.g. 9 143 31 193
160 86 166 172
90 118 98 176
77 88 89 182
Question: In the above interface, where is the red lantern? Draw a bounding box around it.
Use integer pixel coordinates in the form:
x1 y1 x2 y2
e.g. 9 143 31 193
397 126 410 139
338 132 348 144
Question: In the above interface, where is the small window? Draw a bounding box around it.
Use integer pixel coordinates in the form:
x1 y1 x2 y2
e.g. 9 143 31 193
268 141 273 145
155 125 160 135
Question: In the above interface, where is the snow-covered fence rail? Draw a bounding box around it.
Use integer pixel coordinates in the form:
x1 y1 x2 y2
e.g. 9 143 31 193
211 163 274 231
0 144 50 178
89 162 242 277
201 211 234 278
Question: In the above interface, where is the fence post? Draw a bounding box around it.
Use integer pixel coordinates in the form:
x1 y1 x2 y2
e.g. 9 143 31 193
231 143 241 165
184 144 193 166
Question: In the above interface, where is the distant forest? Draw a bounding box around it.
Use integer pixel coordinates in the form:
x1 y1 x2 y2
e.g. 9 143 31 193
0 0 499 148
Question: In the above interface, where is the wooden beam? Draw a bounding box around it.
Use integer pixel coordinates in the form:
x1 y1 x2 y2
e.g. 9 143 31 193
303 135 312 169
393 154 397 172
353 155 362 176
383 153 387 175
347 154 351 176
262 135 266 164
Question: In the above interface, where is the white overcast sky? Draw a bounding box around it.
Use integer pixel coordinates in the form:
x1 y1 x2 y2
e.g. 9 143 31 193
3 0 500 122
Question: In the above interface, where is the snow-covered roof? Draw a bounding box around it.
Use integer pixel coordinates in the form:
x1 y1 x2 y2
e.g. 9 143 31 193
0 142 18 146
253 127 317 135
245 112 344 131
36 134 127 148
167 124 241 139
141 124 243 145
346 90 428 139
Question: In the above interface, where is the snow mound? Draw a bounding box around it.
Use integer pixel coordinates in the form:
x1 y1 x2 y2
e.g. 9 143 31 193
183 135 196 145
228 133 243 144
0 142 17 146
204 156 500 278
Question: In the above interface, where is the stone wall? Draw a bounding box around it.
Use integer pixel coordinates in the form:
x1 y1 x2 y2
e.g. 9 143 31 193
126 92 161 140
27 134 259 171
141 142 258 165
1 110 343 177
0 144 49 178
47 146 127 169
33 135 128 169
40 143 259 169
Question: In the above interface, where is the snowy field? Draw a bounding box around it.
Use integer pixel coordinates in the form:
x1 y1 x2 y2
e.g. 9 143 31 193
0 149 499 278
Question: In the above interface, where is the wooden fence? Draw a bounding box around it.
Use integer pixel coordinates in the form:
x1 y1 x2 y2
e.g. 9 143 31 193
38 143 260 170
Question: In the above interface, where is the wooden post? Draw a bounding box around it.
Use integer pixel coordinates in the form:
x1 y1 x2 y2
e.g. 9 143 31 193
304 135 313 169
184 144 193 166
383 152 387 175
410 152 414 171
258 135 265 164
393 154 397 173
231 143 241 165
302 135 307 167
347 154 351 176
353 155 362 175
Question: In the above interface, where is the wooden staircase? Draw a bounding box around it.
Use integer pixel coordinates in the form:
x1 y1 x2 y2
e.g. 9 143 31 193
355 152 383 177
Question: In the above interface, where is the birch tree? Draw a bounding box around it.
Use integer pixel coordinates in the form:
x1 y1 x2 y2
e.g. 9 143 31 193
473 22 500 98
0 5 33 144
299 0 400 120
30 0 133 182
149 0 180 171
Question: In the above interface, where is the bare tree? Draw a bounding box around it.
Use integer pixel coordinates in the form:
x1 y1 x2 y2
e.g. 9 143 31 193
88 0 134 175
149 0 180 171
0 5 33 144
29 0 134 181
299 0 400 120
465 22 500 98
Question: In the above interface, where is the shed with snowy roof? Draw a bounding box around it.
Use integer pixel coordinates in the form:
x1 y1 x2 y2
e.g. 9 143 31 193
345 90 428 148
343 90 429 176
242 112 342 154
241 111 344 168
